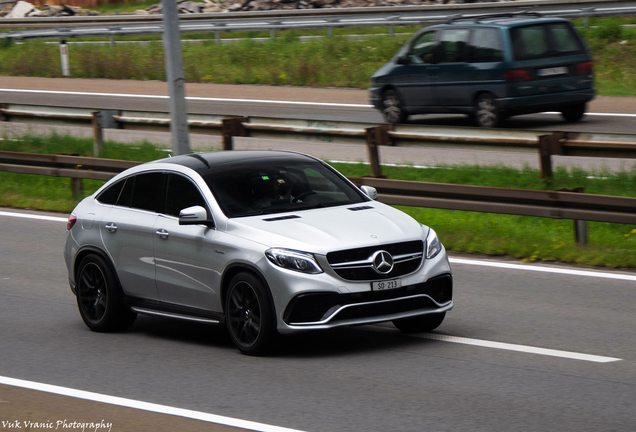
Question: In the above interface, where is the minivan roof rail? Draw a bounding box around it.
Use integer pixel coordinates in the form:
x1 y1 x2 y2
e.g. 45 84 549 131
446 10 543 25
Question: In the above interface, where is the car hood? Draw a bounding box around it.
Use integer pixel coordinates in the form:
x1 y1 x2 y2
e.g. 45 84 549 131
226 202 427 255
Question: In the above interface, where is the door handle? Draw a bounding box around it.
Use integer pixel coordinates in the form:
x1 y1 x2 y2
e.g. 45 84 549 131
105 223 117 233
155 229 169 239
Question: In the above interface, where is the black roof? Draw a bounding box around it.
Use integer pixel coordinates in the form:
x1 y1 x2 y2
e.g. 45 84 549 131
153 150 318 174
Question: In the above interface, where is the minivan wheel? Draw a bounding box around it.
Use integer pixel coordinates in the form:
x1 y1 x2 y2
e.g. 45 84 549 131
381 89 407 124
561 103 586 122
393 312 446 333
225 272 277 356
474 93 501 128
76 254 136 332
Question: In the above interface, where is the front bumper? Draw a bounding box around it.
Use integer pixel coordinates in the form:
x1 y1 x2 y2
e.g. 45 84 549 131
266 246 453 334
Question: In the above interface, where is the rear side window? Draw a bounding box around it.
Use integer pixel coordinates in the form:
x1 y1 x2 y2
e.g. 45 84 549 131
511 23 584 61
438 28 470 63
469 28 504 63
96 179 125 205
130 172 163 212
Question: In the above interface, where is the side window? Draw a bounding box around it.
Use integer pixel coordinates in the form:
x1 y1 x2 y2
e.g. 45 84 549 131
469 28 504 63
512 25 548 60
438 29 470 63
409 32 437 64
164 174 207 217
547 23 583 54
129 172 163 213
96 179 125 205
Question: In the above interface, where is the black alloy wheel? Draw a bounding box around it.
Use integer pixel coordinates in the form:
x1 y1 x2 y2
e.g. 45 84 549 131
381 89 407 124
76 254 136 332
225 272 277 355
393 312 446 333
474 93 501 128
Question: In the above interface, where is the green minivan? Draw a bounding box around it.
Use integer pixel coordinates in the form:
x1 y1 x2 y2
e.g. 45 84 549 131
369 13 595 127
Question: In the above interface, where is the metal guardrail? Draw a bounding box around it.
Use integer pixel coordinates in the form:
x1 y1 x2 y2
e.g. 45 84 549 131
1 150 635 248
2 103 636 180
1 0 635 40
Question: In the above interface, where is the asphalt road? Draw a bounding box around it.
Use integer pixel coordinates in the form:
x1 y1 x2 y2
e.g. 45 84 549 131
1 77 636 134
1 208 635 431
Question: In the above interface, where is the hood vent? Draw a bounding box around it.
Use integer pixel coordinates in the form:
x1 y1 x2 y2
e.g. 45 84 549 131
347 206 374 211
263 215 301 222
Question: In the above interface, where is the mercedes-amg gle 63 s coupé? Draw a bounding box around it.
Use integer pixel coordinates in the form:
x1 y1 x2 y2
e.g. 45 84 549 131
64 151 453 355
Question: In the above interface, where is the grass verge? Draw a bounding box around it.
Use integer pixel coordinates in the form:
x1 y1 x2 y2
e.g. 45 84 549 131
1 133 635 269
1 18 635 95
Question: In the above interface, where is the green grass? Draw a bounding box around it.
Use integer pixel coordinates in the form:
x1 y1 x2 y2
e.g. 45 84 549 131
1 133 635 269
1 17 634 94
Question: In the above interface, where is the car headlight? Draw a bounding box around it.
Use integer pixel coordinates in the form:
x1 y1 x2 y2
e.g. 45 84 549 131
426 228 442 259
265 248 323 274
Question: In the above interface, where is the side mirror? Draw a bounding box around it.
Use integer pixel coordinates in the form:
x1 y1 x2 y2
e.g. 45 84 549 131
395 55 410 65
179 205 214 228
360 186 378 200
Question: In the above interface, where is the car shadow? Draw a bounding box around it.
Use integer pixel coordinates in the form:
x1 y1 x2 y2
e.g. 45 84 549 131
125 315 437 357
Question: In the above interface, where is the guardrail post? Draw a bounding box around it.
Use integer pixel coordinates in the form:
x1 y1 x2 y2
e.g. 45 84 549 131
538 132 564 180
558 187 588 245
221 117 248 151
0 104 7 122
365 125 391 178
388 25 394 36
59 39 70 77
71 177 83 198
92 112 104 157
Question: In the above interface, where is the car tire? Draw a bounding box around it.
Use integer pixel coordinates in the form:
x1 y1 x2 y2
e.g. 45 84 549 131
561 103 586 122
76 254 136 332
225 272 278 356
381 89 408 124
474 93 501 128
393 312 446 333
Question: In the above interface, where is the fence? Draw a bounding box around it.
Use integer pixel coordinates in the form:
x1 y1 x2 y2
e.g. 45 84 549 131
3 103 636 180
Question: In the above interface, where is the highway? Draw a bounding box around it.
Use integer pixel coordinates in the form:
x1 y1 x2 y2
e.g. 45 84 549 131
1 208 635 431
1 77 636 135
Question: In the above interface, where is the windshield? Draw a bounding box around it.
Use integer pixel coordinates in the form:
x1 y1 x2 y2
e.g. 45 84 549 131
201 158 367 218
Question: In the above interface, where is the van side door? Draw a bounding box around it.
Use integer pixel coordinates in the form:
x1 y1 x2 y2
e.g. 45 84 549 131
395 30 439 109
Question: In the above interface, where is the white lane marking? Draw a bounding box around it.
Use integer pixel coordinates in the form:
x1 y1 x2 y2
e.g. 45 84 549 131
1 211 635 282
0 88 370 108
2 88 636 116
449 257 636 282
416 333 621 363
0 210 67 223
0 376 307 432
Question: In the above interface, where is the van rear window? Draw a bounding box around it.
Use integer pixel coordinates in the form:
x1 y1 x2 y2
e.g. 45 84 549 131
511 23 584 61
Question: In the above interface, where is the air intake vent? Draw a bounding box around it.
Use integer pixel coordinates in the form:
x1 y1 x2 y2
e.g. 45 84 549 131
347 206 374 211
263 215 301 222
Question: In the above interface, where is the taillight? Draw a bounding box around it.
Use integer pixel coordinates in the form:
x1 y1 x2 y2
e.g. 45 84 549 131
504 69 532 82
67 215 77 231
576 61 593 75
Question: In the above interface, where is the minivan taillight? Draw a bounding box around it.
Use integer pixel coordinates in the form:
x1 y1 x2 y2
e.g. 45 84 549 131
504 69 532 82
67 215 77 231
576 61 593 75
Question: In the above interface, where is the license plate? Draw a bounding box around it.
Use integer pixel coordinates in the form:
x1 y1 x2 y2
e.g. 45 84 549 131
372 279 402 291
537 66 568 77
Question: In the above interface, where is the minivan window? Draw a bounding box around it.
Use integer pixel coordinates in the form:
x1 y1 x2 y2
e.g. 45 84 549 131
438 28 470 63
511 23 583 61
469 28 504 63
165 173 207 217
408 32 437 64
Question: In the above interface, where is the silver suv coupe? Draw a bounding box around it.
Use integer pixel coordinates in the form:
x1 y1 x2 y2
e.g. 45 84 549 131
64 151 453 355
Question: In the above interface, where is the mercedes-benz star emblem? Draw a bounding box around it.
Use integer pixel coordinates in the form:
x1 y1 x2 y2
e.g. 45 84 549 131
371 250 394 275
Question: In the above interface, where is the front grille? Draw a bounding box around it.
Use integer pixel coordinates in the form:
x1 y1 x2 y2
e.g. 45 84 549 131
326 240 423 281
284 274 452 325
